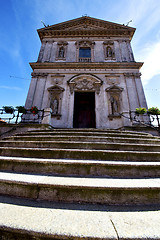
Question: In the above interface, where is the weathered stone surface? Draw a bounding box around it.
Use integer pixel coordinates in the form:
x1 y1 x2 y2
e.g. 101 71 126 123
24 17 148 129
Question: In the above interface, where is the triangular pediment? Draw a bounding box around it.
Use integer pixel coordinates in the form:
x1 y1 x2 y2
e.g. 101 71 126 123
38 16 135 40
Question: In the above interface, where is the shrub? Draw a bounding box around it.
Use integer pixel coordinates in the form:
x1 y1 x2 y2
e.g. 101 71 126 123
135 107 147 115
16 106 27 114
3 106 14 114
30 106 38 115
147 107 160 115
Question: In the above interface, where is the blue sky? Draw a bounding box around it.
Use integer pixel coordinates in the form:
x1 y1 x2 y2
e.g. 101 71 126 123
0 0 160 109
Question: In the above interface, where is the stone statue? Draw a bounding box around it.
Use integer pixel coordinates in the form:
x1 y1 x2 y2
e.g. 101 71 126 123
107 47 112 57
51 98 59 114
58 47 64 58
110 96 118 115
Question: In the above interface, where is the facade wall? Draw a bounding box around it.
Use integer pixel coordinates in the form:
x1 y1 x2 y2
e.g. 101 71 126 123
37 38 134 63
25 19 148 129
26 67 147 128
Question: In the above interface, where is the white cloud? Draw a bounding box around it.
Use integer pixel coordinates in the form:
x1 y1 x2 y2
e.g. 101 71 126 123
0 86 22 91
138 41 160 85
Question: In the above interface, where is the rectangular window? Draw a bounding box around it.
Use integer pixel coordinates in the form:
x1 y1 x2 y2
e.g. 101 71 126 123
79 48 91 58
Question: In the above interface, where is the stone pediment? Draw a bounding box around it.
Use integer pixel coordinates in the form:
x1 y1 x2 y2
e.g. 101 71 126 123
105 85 123 93
48 85 65 94
38 16 135 40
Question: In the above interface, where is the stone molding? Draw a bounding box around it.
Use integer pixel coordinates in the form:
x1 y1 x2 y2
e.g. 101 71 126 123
124 72 141 77
68 74 102 94
30 62 143 70
31 73 48 78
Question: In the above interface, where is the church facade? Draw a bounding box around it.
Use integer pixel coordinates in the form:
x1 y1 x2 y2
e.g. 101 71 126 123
25 16 148 129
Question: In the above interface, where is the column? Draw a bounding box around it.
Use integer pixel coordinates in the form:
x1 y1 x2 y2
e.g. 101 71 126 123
32 73 48 109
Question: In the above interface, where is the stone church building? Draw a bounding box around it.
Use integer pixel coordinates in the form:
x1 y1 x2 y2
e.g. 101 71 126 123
25 16 148 129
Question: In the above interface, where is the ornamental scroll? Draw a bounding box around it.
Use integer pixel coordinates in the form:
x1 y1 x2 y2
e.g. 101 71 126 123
68 75 102 94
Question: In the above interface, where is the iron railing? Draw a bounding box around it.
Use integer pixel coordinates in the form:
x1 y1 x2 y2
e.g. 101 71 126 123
120 111 160 133
0 108 44 124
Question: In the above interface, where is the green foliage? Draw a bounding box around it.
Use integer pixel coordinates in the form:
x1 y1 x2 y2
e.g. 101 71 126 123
3 106 15 114
16 106 27 114
148 107 160 115
135 107 147 115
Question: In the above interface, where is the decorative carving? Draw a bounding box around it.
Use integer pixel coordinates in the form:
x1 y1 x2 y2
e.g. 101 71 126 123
50 74 65 85
68 74 102 94
48 85 65 118
106 85 123 117
105 75 120 85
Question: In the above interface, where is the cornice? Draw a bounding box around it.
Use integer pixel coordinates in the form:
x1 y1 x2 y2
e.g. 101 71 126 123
30 62 143 70
38 29 133 41
37 16 135 41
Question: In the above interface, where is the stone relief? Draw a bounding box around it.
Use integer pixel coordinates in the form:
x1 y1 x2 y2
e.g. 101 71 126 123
50 74 65 85
105 75 120 85
68 75 102 94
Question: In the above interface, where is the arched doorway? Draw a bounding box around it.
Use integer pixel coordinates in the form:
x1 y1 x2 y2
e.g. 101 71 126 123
68 74 102 128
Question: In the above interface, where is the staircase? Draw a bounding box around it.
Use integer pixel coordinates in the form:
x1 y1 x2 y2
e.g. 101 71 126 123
0 128 160 239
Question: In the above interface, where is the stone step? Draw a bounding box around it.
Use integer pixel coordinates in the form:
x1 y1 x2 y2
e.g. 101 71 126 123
0 147 160 161
1 172 160 205
1 140 160 152
26 128 151 135
1 196 160 240
14 131 155 139
4 134 160 145
1 156 160 177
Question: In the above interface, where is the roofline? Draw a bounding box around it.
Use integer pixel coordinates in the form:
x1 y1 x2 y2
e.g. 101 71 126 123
37 16 136 41
38 16 136 32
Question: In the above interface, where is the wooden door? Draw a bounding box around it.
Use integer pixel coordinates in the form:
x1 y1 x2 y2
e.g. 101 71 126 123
73 92 95 128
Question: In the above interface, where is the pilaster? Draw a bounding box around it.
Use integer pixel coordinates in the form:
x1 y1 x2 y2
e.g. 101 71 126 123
32 73 48 109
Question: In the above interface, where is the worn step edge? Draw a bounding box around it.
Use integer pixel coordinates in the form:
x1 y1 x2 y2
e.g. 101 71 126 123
1 172 160 205
1 196 160 240
0 140 160 151
5 136 160 145
14 131 155 139
1 156 160 177
27 128 151 135
0 147 160 161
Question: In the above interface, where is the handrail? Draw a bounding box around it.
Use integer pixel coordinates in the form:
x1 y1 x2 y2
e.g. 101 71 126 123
0 108 44 124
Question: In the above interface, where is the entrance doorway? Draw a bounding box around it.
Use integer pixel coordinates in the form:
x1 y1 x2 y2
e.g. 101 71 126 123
73 92 95 128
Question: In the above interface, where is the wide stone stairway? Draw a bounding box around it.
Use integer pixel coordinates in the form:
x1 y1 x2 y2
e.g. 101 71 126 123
0 128 160 239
